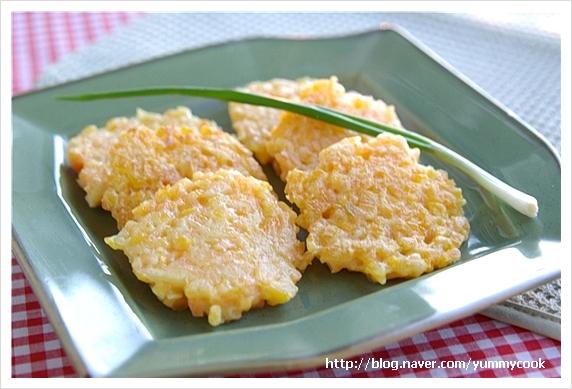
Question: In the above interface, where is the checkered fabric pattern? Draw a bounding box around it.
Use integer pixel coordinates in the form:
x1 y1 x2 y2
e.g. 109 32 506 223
13 259 561 378
241 316 561 378
11 12 562 378
12 259 76 378
12 12 140 94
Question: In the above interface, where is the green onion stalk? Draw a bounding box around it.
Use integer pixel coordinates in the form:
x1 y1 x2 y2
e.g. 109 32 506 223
59 87 538 218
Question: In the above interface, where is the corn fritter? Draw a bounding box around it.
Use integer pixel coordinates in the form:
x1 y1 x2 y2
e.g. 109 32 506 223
101 123 265 227
285 134 470 284
105 170 307 326
228 78 311 163
68 107 214 207
266 77 402 180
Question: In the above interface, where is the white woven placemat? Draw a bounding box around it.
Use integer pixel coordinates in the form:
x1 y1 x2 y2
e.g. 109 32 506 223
37 12 561 340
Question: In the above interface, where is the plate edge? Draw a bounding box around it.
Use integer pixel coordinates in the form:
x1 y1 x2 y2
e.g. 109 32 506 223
378 23 561 166
12 230 90 378
12 26 561 168
10 26 563 377
113 265 560 377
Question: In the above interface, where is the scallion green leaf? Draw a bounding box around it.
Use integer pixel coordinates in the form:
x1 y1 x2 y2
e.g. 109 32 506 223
58 87 538 217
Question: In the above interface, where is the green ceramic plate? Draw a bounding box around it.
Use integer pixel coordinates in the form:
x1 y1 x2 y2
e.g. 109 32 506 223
12 27 561 377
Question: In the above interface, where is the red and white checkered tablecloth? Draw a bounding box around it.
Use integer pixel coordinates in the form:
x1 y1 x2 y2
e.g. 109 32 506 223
11 12 562 378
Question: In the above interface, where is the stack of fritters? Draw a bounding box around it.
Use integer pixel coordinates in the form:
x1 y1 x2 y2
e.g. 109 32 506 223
68 77 470 326
229 77 469 284
69 107 306 326
230 77 401 179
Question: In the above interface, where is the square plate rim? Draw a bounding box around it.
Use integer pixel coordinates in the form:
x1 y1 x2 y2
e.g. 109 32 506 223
11 26 562 377
12 25 562 165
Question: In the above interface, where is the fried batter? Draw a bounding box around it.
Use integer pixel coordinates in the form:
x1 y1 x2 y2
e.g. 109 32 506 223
101 124 265 227
105 170 307 326
228 78 311 163
285 134 470 284
68 107 213 206
266 77 402 180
